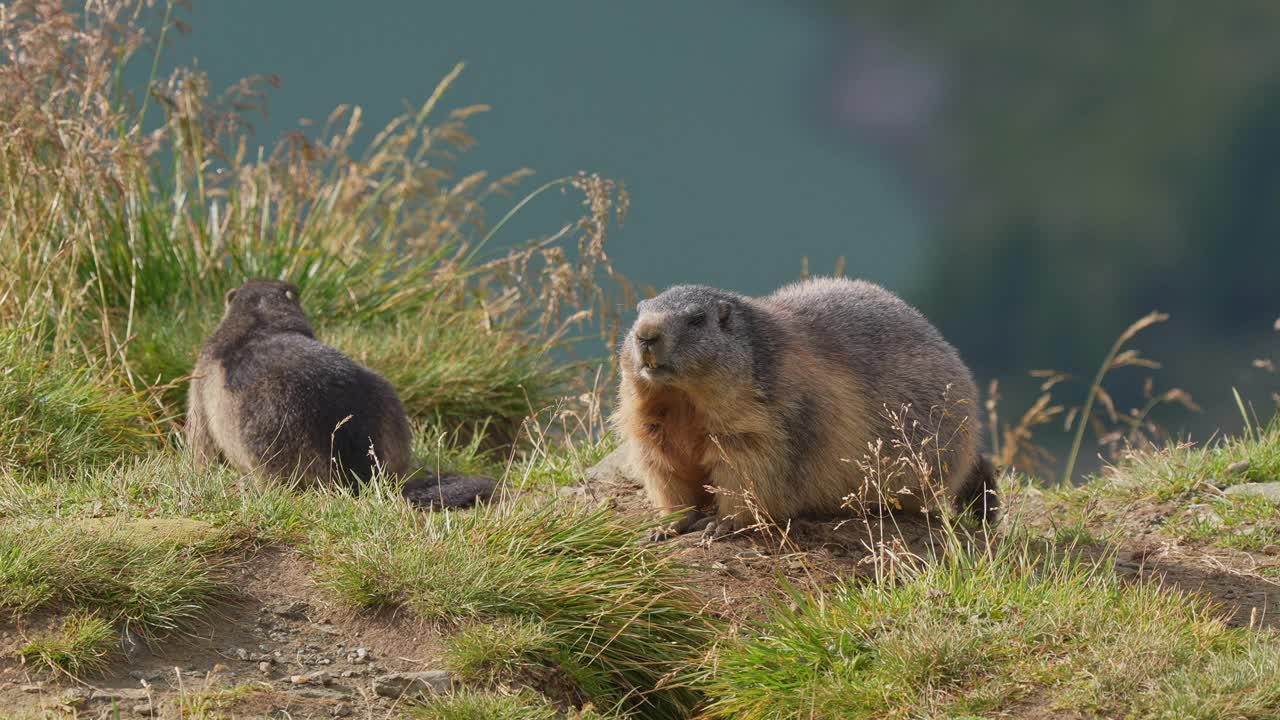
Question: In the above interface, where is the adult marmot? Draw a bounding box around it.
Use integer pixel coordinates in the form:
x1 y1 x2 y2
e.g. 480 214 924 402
186 279 494 507
614 277 996 539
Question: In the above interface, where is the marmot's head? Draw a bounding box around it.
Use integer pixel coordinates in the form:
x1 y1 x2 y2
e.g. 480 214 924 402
622 285 754 389
220 279 313 337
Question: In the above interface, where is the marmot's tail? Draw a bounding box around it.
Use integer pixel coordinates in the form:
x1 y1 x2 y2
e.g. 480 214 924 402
953 454 1000 523
402 470 498 510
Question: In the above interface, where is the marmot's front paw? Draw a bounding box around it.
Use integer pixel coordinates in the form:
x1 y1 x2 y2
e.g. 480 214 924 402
703 514 748 540
647 509 712 542
647 525 678 543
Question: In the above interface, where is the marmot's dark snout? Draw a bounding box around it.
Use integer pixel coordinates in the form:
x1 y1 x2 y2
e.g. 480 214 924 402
632 313 675 375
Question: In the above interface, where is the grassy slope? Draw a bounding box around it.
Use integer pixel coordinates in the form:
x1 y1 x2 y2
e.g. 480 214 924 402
2 4 1279 719
4 423 1280 718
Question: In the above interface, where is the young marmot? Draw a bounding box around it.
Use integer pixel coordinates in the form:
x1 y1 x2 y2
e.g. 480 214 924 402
186 280 494 507
614 277 997 539
186 280 413 486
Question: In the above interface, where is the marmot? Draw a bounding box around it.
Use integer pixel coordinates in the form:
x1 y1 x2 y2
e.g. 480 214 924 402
614 277 997 539
186 279 494 507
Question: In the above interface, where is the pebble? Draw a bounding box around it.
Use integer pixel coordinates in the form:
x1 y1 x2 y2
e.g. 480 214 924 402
273 600 311 620
258 661 273 674
1224 482 1280 504
372 670 453 699
286 687 350 701
1228 460 1252 475
90 688 151 702
349 647 369 664
234 648 250 661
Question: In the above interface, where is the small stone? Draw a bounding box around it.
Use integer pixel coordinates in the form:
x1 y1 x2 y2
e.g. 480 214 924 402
286 687 350 701
349 647 369 664
372 670 453 699
1224 482 1280 504
61 688 90 705
90 688 151 702
1228 460 1252 475
234 648 250 661
273 600 311 620
290 674 310 685
258 661 273 674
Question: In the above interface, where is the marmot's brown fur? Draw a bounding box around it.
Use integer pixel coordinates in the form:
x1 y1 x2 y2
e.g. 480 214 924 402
614 278 996 539
186 280 413 486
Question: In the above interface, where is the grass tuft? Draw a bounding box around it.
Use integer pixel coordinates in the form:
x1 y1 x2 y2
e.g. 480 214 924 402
0 520 234 639
445 618 558 684
0 329 155 475
17 613 117 678
310 496 713 719
696 537 1280 719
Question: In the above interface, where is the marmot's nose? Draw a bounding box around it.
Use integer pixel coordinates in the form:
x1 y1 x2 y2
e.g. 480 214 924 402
634 316 665 345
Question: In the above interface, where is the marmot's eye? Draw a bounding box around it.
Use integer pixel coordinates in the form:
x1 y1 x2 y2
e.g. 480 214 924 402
688 312 707 327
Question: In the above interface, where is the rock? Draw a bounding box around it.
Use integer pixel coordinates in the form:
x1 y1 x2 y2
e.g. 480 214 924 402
258 661 274 674
1224 482 1280 504
371 670 453 699
271 600 311 621
287 687 350 701
291 671 330 686
1228 460 1252 475
234 648 250 661
585 447 636 486
90 688 151 703
348 647 369 664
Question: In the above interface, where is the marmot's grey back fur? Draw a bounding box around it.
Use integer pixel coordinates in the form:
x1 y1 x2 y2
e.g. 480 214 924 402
615 277 996 538
186 280 413 486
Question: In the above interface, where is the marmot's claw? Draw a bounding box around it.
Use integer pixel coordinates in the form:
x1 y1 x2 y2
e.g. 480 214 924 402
704 516 745 540
647 525 677 543
686 515 716 533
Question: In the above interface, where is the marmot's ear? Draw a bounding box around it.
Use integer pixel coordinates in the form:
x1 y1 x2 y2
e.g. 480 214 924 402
717 300 733 328
224 288 238 307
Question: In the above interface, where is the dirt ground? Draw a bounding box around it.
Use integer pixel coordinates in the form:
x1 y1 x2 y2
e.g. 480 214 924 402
584 448 1280 629
3 451 1278 718
0 551 447 719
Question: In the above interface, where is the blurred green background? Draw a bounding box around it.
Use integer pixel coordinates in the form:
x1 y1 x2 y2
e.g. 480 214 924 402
158 1 1279 458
